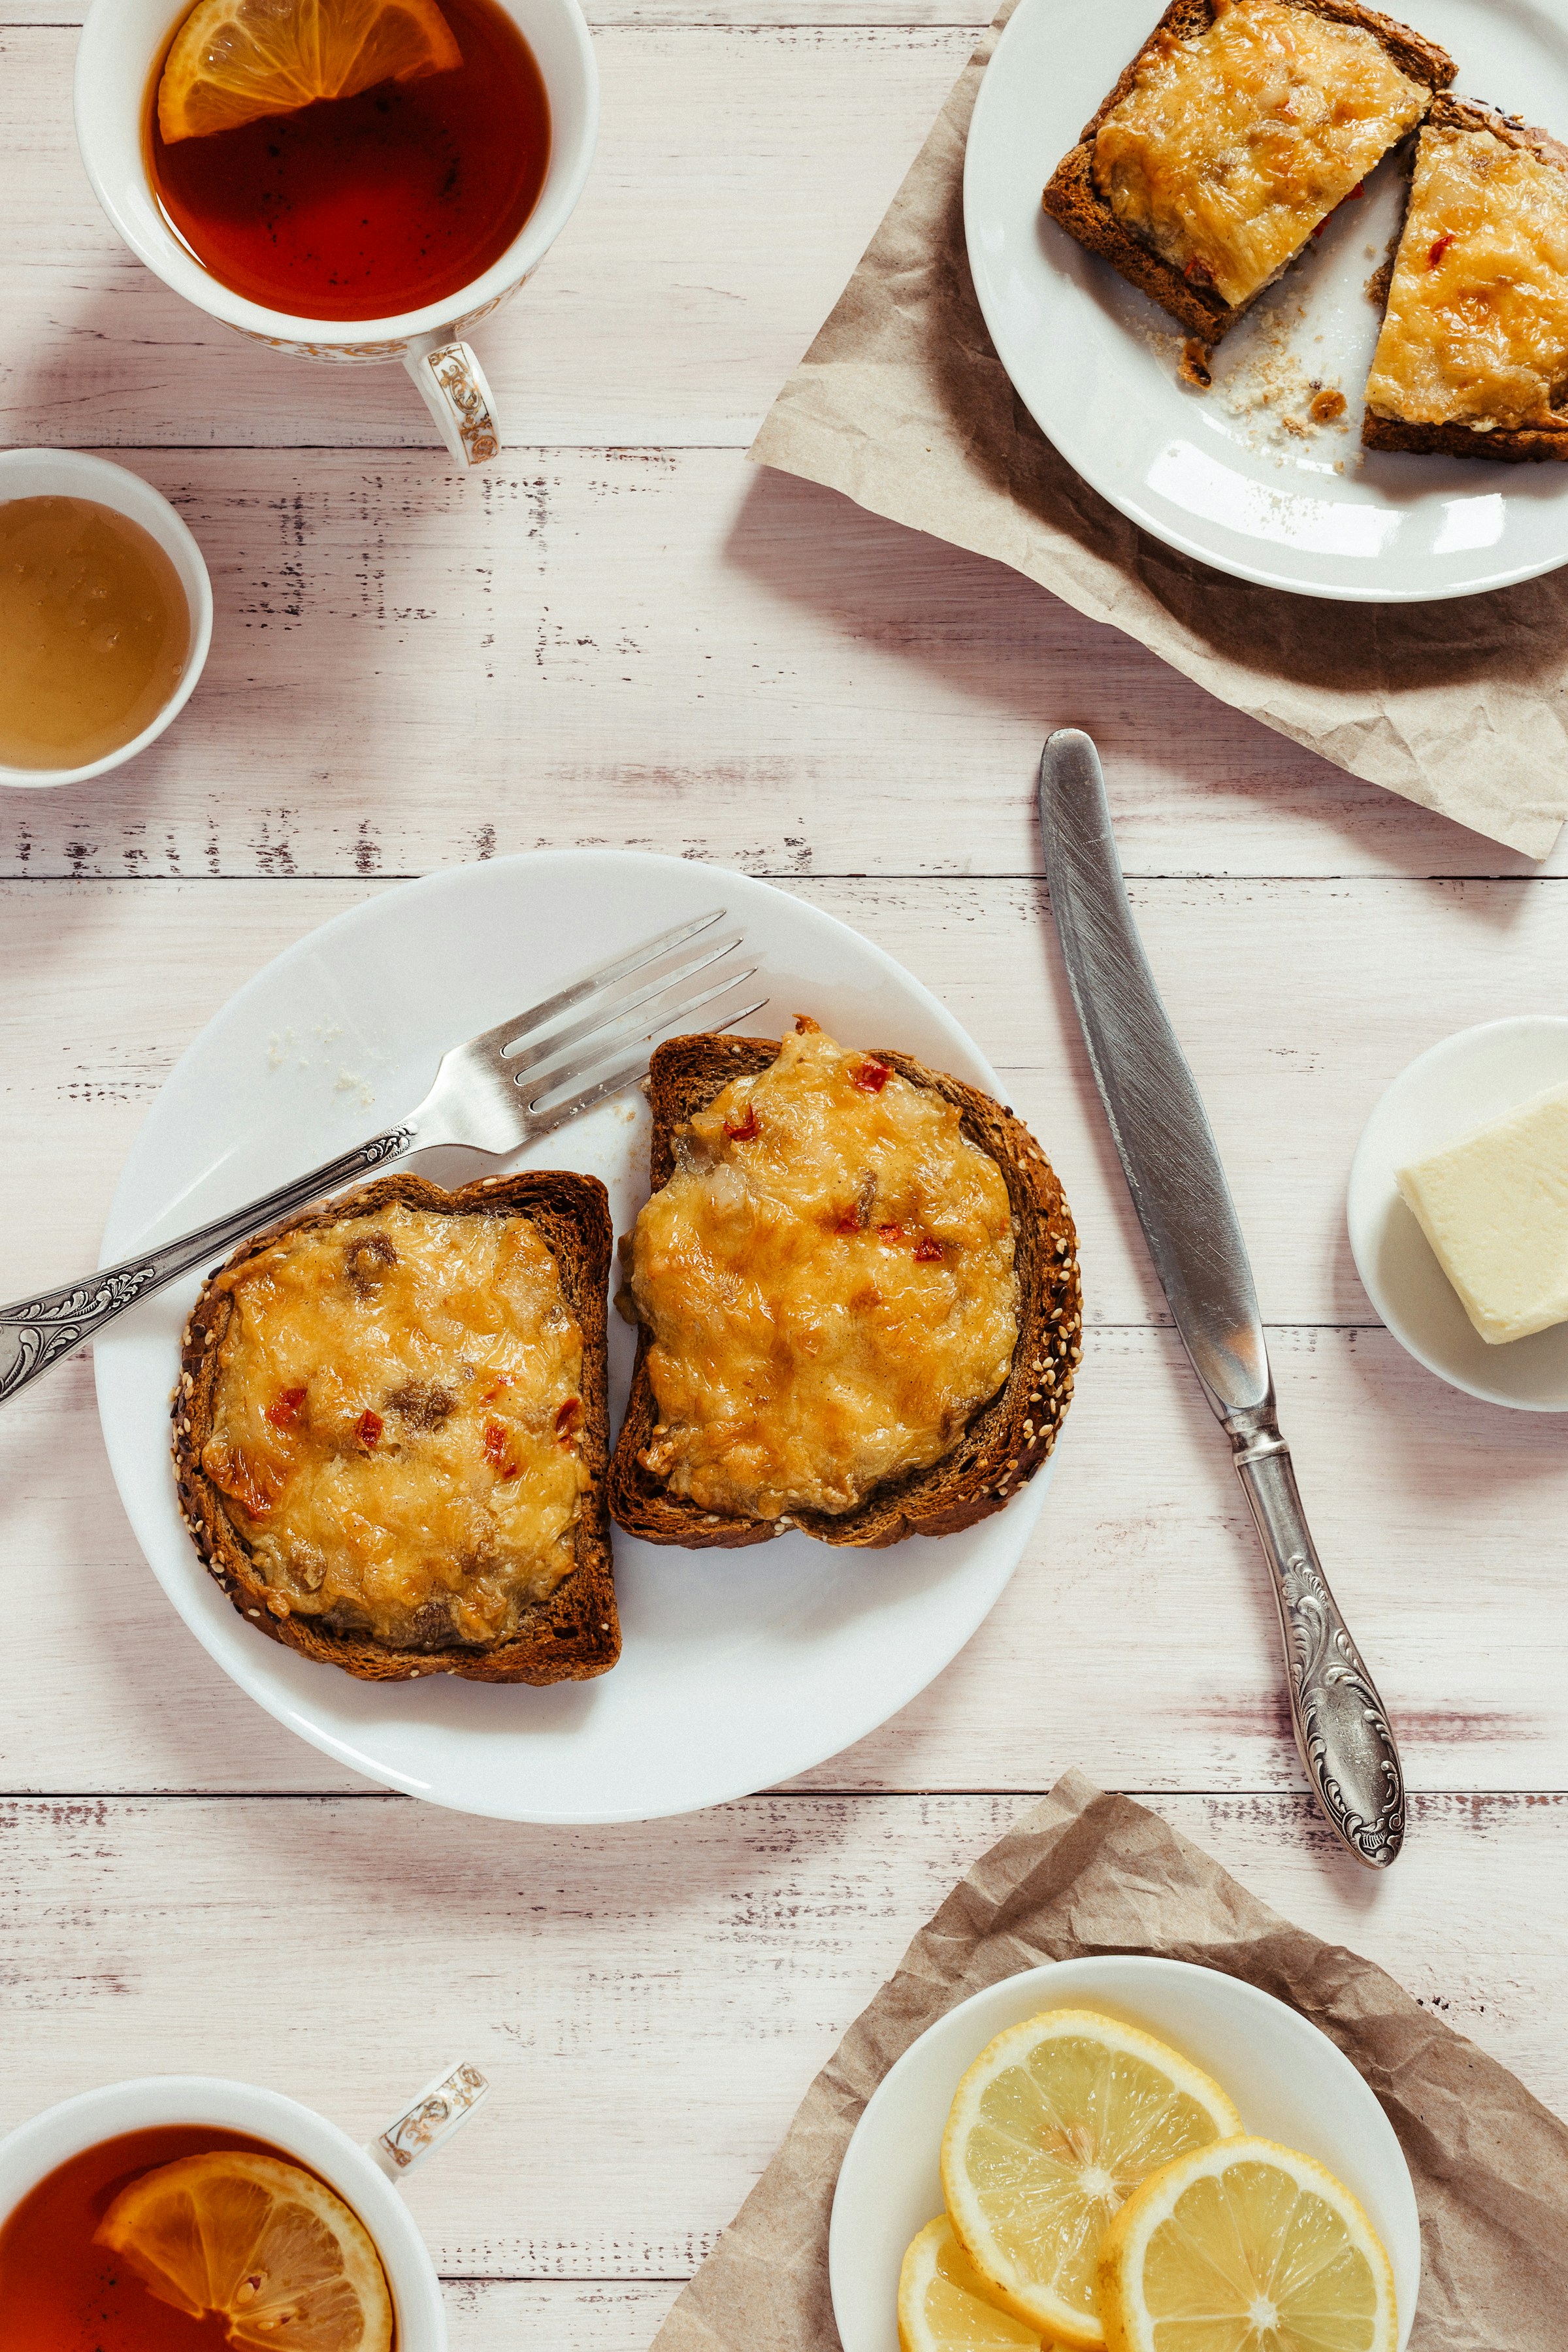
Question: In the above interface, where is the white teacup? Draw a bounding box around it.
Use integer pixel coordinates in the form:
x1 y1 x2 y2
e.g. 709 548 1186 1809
0 2061 493 2348
74 0 598 466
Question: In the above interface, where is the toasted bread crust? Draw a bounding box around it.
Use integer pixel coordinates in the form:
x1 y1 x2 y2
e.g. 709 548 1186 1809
1041 0 1456 343
608 1036 1081 1550
173 1171 620 1684
1363 95 1568 461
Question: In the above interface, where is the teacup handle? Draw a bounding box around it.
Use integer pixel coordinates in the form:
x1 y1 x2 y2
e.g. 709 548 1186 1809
404 338 502 468
365 2060 492 2181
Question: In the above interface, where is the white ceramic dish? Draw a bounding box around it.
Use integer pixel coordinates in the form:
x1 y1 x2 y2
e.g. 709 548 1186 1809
964 0 1568 602
95 849 1065 1823
0 448 212 789
828 1954 1421 2352
0 2075 449 2350
1348 1015 1568 1411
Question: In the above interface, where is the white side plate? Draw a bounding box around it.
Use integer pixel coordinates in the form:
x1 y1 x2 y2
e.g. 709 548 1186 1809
1349 1013 1568 1410
965 0 1568 600
95 850 1065 1822
829 1954 1421 2352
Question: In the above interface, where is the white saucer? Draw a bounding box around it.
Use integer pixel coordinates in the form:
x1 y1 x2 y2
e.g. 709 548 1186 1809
827 1955 1421 2352
1348 1017 1568 1413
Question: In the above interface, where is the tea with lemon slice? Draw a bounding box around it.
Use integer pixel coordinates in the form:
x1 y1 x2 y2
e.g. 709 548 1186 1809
147 0 551 319
0 2125 393 2351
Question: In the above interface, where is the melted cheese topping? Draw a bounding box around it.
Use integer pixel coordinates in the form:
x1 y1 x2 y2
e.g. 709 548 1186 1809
629 1023 1019 1520
1092 0 1429 309
202 1203 589 1648
1365 125 1568 431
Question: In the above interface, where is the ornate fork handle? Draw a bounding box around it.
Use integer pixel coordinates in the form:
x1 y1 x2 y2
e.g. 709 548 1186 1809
1230 1411 1405 1869
0 1124 417 1409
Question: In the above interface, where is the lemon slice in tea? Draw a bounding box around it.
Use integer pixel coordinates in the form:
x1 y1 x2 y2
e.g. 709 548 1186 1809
1097 2136 1397 2352
96 2149 394 2352
157 0 462 143
941 2009 1243 2350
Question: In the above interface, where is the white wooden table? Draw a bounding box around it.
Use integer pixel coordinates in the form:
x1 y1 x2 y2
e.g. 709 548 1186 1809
3 6 1567 2342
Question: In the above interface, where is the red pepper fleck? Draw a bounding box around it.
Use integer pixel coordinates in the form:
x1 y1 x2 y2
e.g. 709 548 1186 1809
265 1385 307 1429
853 1060 890 1094
479 1373 511 1404
356 1410 382 1448
555 1396 583 1443
723 1103 760 1142
1183 254 1216 286
834 1215 862 1237
1428 231 1456 269
483 1418 519 1479
914 1237 944 1263
1348 180 1365 198
877 1222 906 1245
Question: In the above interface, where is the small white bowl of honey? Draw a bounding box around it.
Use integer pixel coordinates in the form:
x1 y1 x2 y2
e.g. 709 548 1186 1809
0 448 212 788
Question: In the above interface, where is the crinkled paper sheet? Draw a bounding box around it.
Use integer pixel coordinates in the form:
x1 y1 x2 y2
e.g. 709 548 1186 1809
653 1771 1568 2350
750 3 1568 858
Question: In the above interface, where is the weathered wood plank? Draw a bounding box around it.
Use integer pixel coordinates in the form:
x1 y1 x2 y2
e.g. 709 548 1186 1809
5 1321 1563 1797
0 25 970 449
444 2282 679 2349
0 1792 1562 2280
0 453 1548 883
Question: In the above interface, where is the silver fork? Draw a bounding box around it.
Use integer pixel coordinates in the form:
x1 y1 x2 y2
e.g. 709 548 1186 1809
0 909 765 1408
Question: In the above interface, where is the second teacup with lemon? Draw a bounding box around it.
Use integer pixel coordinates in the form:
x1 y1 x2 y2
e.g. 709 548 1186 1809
75 0 598 463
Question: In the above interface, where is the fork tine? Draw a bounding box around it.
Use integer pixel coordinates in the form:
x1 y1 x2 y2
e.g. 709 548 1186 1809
501 930 746 1080
524 996 771 1138
519 967 764 1110
464 907 729 1062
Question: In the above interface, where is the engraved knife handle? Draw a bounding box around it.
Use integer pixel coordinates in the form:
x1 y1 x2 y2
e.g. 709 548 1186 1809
1230 1409 1405 1869
0 1124 419 1409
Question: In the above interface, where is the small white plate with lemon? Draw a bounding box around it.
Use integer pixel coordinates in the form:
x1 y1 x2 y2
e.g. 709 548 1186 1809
828 1954 1420 2352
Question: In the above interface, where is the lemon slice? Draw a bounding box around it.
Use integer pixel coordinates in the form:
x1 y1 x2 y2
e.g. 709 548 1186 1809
157 0 462 144
1098 2136 1397 2352
941 2009 1243 2351
95 2149 394 2352
899 2215 1049 2351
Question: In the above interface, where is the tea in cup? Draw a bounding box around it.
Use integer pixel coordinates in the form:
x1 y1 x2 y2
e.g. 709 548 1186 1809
0 2065 488 2350
75 0 599 466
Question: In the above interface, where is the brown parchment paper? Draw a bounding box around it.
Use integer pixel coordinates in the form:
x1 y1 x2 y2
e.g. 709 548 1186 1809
749 5 1568 860
651 1771 1568 2351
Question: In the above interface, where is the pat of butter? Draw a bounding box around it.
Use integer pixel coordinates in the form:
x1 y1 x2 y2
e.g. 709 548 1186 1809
1396 1081 1568 1345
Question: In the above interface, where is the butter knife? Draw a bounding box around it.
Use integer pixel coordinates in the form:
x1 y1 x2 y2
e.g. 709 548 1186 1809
1038 728 1405 1869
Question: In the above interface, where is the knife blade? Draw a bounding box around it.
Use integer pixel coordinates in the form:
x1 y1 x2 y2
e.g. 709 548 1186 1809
1039 727 1405 1869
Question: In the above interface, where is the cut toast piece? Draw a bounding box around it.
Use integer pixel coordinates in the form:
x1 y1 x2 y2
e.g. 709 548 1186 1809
1042 0 1454 343
173 1170 619 1684
1364 95 1568 460
608 1034 1081 1550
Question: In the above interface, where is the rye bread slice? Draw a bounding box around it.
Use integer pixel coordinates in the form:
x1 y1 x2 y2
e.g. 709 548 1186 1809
173 1170 619 1684
608 1035 1082 1551
1042 0 1455 343
1363 95 1568 461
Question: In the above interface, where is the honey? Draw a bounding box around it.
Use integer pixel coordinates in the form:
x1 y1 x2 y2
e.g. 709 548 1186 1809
0 495 190 772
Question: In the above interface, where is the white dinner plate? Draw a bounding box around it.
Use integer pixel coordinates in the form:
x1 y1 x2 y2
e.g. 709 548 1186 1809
828 1955 1422 2352
94 851 1062 1823
1348 1014 1568 1410
964 0 1568 600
